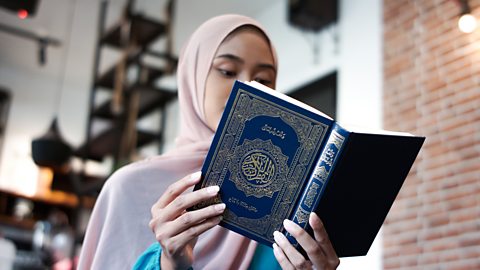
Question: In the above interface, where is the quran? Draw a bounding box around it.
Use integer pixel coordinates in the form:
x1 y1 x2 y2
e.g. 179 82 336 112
192 80 425 257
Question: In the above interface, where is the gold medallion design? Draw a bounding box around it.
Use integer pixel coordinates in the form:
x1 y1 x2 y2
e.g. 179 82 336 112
229 138 288 198
241 152 275 186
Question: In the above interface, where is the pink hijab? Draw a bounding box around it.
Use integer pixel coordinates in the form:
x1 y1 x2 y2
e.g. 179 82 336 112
77 14 277 270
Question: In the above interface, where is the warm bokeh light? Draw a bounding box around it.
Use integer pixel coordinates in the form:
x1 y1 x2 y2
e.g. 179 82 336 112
10 157 39 196
458 13 477 33
37 167 54 194
17 9 29 20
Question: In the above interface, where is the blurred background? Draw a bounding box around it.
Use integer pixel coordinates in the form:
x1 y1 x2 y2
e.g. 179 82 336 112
0 0 478 269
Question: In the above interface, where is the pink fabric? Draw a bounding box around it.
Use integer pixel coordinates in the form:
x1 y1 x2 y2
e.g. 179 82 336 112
77 14 277 270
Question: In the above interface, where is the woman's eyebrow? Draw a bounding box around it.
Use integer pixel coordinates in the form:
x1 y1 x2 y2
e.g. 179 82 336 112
258 63 276 72
215 54 276 72
216 54 243 63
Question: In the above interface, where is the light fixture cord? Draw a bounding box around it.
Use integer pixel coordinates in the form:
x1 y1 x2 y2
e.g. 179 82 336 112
301 30 321 65
53 0 78 119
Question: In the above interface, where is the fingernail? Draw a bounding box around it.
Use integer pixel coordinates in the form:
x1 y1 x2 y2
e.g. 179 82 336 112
283 219 295 231
207 185 220 194
273 230 281 241
214 203 226 212
309 212 321 225
189 171 202 183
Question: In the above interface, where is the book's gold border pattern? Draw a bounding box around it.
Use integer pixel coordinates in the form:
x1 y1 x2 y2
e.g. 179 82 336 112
202 88 329 242
287 129 346 248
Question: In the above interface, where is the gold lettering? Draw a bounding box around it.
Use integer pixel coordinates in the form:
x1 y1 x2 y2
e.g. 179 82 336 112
261 124 286 140
228 197 258 212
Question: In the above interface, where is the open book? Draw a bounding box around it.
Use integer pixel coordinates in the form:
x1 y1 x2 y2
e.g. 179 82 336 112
192 80 425 257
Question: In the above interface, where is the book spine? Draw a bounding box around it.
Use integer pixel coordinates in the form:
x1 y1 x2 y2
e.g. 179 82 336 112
284 123 349 248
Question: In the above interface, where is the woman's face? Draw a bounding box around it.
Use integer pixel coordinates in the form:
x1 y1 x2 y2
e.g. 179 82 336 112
204 27 276 131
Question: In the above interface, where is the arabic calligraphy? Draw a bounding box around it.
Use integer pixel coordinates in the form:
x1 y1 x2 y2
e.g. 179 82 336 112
261 124 286 140
319 148 335 167
242 152 275 185
228 197 258 213
229 139 288 198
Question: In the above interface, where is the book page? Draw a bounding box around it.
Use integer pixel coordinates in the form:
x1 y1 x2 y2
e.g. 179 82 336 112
245 81 333 120
340 123 414 136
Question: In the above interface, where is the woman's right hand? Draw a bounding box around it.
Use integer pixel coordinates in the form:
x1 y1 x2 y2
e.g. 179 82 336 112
149 171 226 270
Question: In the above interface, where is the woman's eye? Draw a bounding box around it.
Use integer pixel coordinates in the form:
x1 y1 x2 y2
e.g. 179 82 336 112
218 69 236 77
254 78 272 86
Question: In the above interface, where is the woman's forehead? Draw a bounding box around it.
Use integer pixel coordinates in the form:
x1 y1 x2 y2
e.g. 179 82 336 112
215 31 274 65
222 25 270 43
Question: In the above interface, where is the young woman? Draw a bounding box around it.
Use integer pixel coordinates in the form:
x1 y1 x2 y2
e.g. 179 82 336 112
78 15 340 270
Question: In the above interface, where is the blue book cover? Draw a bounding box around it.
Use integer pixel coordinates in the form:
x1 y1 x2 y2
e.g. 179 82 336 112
193 80 333 244
193 80 425 257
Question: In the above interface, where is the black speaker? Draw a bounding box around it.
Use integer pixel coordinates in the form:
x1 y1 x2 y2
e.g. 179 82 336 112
288 0 338 31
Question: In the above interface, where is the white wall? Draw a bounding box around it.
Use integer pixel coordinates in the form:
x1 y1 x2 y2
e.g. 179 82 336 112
336 2 383 269
254 2 339 93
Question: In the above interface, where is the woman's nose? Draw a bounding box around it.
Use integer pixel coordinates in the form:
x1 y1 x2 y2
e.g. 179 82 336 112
238 72 253 82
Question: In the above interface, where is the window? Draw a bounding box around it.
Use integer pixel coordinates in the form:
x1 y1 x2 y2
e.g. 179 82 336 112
288 72 337 118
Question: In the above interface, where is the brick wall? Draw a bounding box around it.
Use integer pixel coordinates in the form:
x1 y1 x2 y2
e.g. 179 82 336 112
383 0 480 269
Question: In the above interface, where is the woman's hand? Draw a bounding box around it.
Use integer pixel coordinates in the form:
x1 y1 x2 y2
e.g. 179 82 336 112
149 171 225 270
272 212 340 270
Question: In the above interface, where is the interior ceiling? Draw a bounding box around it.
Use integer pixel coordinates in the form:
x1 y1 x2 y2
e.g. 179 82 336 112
0 0 279 144
0 0 276 77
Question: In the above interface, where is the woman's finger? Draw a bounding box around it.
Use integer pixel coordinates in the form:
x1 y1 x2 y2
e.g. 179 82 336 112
159 203 226 239
159 185 220 221
309 212 340 267
149 182 222 237
282 219 327 266
164 215 223 257
273 231 312 269
272 243 295 270
155 171 202 208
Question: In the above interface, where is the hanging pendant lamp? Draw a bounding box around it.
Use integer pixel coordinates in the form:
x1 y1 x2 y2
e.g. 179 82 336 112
31 0 76 173
31 117 72 171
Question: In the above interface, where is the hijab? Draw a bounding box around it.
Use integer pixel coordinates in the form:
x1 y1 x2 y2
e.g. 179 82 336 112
77 14 277 270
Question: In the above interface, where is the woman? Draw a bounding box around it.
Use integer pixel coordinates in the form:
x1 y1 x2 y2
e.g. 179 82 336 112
78 15 339 270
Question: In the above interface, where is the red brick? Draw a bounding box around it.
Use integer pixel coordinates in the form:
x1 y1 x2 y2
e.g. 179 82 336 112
383 1 480 268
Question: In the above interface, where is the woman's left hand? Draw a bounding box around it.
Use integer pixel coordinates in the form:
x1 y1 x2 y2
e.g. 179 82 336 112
272 212 340 270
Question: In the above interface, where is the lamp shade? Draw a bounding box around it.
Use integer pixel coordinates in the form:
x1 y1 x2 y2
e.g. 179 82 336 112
32 118 72 170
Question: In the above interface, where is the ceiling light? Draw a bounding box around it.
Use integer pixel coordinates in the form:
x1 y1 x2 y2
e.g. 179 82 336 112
458 0 477 33
458 13 477 33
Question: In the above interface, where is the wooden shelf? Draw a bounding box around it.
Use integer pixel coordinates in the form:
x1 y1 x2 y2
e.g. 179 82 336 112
101 14 166 49
75 127 159 161
0 214 36 231
73 2 176 193
92 86 176 120
0 188 94 210
0 188 96 253
95 60 166 89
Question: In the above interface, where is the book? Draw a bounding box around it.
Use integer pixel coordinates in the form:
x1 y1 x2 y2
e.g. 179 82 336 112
192 80 425 257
